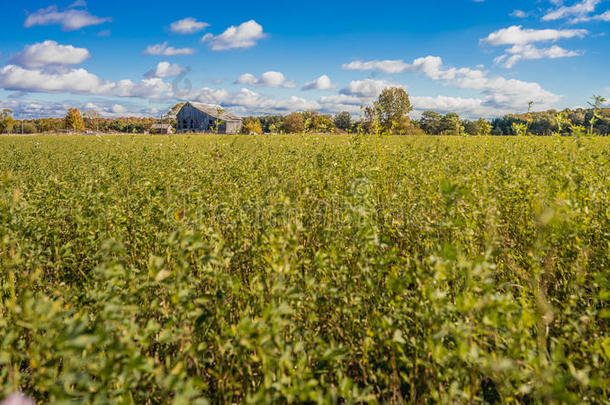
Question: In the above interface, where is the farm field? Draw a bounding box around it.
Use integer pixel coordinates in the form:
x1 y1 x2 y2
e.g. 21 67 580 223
0 134 609 404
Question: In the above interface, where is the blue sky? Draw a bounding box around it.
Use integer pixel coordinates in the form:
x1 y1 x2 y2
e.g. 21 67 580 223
1 0 609 119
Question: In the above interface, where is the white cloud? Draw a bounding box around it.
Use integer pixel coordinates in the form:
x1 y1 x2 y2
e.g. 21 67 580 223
235 71 296 88
24 5 111 31
178 87 320 115
0 98 72 118
170 18 209 34
572 9 610 22
318 94 370 114
409 95 529 119
201 20 266 50
542 0 601 22
302 75 336 90
69 0 87 8
145 61 189 78
481 26 586 68
226 88 320 113
340 78 403 98
481 25 588 45
0 65 173 99
10 41 91 69
111 104 127 114
341 55 561 112
341 60 410 74
511 10 529 18
83 101 158 117
187 87 231 104
494 44 581 68
143 42 196 56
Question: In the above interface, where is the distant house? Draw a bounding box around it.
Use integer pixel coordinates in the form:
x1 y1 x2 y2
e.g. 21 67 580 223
176 102 242 134
150 124 174 134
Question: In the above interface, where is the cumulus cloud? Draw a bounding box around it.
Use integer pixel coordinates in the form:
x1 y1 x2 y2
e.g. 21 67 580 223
481 25 586 67
226 88 320 113
142 42 196 56
201 20 266 50
145 61 189 78
170 18 209 34
340 78 403 98
235 71 296 88
311 79 404 114
10 41 91 69
83 101 160 117
494 44 581 68
342 55 561 112
111 104 127 114
24 5 111 31
481 25 588 45
187 88 231 104
0 65 173 99
177 87 320 115
0 98 72 118
302 75 336 90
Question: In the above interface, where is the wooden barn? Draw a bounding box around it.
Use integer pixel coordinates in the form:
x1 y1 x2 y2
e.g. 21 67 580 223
176 102 242 134
150 124 174 134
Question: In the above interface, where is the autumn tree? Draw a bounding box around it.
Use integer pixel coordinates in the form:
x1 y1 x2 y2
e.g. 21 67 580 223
303 111 335 133
83 110 101 132
242 118 263 134
282 113 305 133
65 108 85 132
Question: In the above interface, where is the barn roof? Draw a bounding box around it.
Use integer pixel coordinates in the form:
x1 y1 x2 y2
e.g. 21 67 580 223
187 102 242 121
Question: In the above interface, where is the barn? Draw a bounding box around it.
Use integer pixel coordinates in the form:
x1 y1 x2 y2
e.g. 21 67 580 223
150 124 174 134
176 102 242 134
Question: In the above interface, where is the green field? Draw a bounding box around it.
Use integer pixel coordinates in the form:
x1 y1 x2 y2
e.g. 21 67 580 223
0 135 609 404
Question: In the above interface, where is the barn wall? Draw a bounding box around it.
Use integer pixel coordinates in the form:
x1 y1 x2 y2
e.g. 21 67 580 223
177 104 211 131
226 121 242 134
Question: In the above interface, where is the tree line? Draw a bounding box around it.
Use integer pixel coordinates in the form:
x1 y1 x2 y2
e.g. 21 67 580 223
0 108 163 134
1 89 608 135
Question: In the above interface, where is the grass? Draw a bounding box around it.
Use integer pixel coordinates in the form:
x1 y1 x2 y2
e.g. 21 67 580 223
0 134 609 404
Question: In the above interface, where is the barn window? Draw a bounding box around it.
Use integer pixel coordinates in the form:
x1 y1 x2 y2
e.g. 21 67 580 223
190 120 194 129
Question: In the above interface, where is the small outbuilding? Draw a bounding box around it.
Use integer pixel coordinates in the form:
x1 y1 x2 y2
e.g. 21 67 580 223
150 124 174 134
176 102 242 134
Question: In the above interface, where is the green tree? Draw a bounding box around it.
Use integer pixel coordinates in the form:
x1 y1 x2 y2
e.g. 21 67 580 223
587 94 607 135
65 108 85 132
0 109 15 134
464 118 492 136
334 111 352 131
371 87 414 133
440 113 463 135
419 111 444 135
